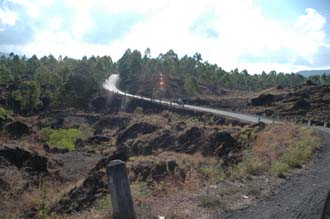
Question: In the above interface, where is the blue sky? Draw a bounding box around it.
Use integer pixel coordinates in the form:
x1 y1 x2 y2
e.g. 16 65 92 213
0 0 329 73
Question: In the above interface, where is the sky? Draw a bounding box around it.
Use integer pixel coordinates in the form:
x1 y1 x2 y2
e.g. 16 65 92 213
0 0 329 73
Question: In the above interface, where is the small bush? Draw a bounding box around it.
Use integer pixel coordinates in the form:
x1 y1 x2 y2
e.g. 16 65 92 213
239 158 268 176
199 166 225 183
78 123 94 140
134 106 143 114
0 107 9 121
273 129 321 176
41 128 82 151
271 161 289 177
282 140 315 168
130 181 152 199
94 195 112 211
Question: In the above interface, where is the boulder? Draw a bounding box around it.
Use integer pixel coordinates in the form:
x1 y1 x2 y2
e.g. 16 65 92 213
117 122 158 143
0 145 48 175
93 116 130 132
129 160 178 182
203 131 239 158
250 94 275 106
86 135 110 145
131 140 154 156
3 121 31 138
175 127 202 153
149 131 176 149
291 98 310 110
51 171 108 214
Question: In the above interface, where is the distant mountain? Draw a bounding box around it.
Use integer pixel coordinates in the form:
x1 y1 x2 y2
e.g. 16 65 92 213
296 69 330 77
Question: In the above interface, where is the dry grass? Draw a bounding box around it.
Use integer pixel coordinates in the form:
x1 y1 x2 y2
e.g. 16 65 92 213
251 124 321 177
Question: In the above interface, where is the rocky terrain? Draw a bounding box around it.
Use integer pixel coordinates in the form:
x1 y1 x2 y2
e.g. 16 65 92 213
0 88 324 219
0 91 255 218
184 82 330 124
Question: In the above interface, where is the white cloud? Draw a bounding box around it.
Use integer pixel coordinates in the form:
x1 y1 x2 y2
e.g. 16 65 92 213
8 0 329 73
9 0 54 18
50 17 63 30
0 7 18 25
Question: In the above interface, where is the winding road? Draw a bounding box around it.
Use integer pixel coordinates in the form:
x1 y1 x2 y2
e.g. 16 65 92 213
103 74 275 124
103 74 329 134
103 74 330 218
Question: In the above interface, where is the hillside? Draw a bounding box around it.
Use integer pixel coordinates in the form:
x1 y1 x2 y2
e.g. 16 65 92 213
296 69 330 77
0 52 328 218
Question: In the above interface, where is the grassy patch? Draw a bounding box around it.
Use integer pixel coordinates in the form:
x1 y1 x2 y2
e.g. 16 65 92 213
271 161 289 177
227 124 321 179
41 128 82 151
270 128 321 176
130 181 152 199
0 107 10 121
94 195 112 211
40 124 94 151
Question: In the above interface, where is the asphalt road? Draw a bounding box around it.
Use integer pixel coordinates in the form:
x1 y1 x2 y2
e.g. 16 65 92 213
103 74 275 124
103 74 329 132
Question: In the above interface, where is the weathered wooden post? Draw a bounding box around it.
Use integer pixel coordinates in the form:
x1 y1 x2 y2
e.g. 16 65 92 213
325 122 328 128
170 101 172 107
106 160 136 219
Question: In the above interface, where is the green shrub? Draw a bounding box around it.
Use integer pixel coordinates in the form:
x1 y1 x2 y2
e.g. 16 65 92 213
40 127 52 142
282 139 317 168
272 129 321 177
41 128 82 151
134 106 143 114
0 107 8 121
271 161 289 177
238 158 268 176
78 123 94 140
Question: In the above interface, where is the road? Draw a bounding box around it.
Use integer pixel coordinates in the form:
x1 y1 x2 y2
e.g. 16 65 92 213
103 74 275 124
103 74 330 132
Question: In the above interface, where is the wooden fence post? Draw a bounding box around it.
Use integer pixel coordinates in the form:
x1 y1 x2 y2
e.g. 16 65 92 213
325 122 328 128
308 119 311 127
106 160 136 219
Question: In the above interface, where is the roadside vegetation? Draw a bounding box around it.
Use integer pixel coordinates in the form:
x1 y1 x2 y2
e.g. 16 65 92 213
116 123 322 218
0 106 9 121
40 125 93 151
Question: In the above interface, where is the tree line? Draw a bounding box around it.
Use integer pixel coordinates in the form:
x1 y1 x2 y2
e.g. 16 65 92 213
1 50 329 114
117 49 330 98
0 53 114 114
